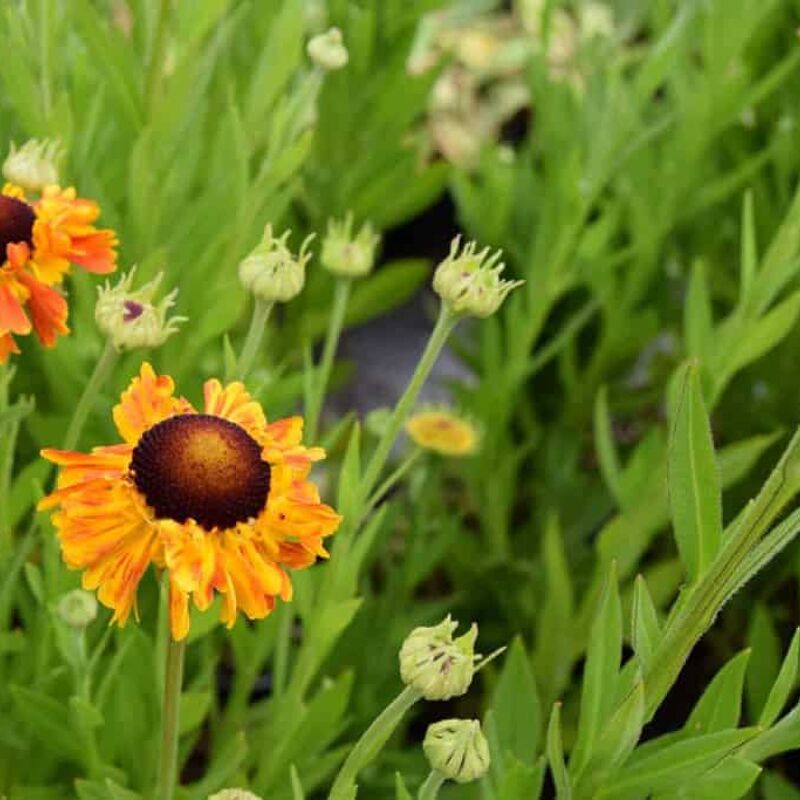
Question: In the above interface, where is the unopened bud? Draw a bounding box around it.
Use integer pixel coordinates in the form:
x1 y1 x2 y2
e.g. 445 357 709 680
96 268 185 351
433 236 523 318
321 214 380 278
57 589 98 629
307 27 349 70
424 719 490 783
3 139 62 193
239 225 314 303
208 791 262 800
399 615 478 700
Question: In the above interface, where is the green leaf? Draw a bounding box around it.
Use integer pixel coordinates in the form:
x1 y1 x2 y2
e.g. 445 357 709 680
717 431 782 488
741 700 800 763
491 637 542 767
594 386 622 503
534 515 575 706
9 686 84 762
685 649 750 736
345 260 431 329
656 757 761 800
668 361 722 583
584 677 645 780
290 765 305 800
570 562 622 778
759 628 800 727
179 691 211 735
685 260 713 367
546 703 572 800
631 575 661 669
740 191 757 308
596 728 760 800
394 773 412 800
745 605 782 723
496 755 546 800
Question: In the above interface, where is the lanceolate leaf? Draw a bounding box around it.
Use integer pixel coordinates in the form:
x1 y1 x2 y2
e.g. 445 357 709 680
759 628 800 728
684 649 750 736
570 563 622 778
546 703 572 800
631 575 661 669
668 361 722 584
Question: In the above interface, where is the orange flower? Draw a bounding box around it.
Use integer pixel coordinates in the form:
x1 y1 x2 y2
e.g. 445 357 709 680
39 363 342 640
0 182 116 361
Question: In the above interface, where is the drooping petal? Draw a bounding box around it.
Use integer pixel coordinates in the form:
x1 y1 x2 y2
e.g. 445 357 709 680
16 270 68 347
0 333 19 363
0 277 30 335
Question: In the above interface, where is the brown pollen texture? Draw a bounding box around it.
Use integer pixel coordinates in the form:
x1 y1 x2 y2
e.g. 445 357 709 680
131 413 271 530
0 194 35 257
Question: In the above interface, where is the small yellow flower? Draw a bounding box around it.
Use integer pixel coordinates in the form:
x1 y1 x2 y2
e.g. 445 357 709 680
405 408 479 457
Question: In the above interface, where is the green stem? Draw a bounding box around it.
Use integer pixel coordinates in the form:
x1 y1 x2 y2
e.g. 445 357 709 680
62 340 118 451
328 685 421 800
155 635 185 800
417 771 445 800
234 299 273 382
362 449 422 521
306 279 351 441
361 306 457 500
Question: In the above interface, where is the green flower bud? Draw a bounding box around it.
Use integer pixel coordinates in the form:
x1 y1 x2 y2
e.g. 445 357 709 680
95 268 186 352
307 27 349 70
433 236 523 318
424 719 490 783
3 138 63 192
208 791 262 800
239 225 314 303
57 589 98 629
399 615 479 700
321 213 380 278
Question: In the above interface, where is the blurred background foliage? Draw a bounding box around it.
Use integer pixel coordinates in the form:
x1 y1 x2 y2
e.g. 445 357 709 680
5 0 800 797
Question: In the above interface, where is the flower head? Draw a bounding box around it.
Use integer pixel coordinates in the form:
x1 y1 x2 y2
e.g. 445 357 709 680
399 615 479 700
57 588 98 629
0 179 117 362
239 225 314 304
3 139 63 192
321 213 380 278
307 27 349 70
96 268 186 351
433 236 523 318
209 791 263 800
406 407 479 457
423 719 490 783
39 363 342 640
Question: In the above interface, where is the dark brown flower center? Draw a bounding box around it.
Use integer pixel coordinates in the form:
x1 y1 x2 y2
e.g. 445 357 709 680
131 414 270 530
0 194 35 257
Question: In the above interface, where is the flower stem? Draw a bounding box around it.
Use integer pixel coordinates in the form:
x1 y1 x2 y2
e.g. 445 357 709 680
361 306 457 500
306 278 351 441
155 635 185 800
62 340 118 450
234 298 273 382
417 771 445 800
328 685 421 800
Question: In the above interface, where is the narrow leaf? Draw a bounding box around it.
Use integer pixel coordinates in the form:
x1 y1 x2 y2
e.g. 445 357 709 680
668 361 722 583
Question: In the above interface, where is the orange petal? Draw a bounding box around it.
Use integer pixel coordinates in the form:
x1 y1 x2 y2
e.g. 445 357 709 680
169 579 191 641
203 378 266 437
0 333 19 363
113 362 190 444
16 271 68 347
0 279 31 335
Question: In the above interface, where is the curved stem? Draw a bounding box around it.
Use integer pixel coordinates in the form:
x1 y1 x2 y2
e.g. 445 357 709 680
328 685 421 800
155 635 185 800
361 306 456 500
306 278 351 441
417 771 445 800
62 340 118 450
234 299 273 382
